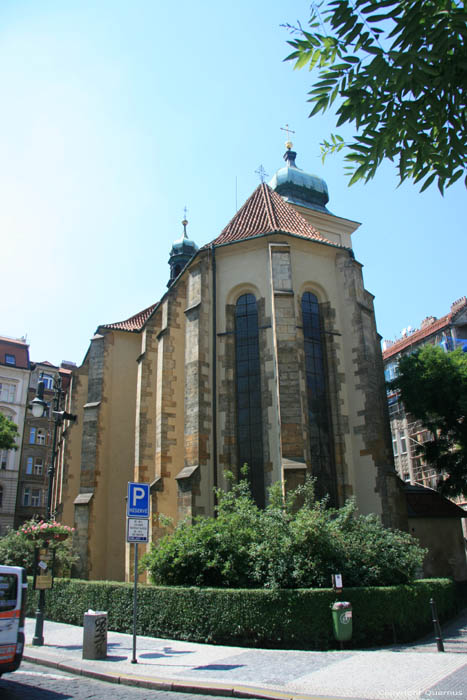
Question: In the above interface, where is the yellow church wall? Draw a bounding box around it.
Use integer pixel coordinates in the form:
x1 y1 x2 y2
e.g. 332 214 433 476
130 312 162 580
170 279 191 499
292 202 360 249
215 239 282 491
87 329 140 581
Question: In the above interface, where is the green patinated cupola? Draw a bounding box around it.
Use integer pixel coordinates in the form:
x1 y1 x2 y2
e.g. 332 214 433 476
269 141 331 214
168 214 198 287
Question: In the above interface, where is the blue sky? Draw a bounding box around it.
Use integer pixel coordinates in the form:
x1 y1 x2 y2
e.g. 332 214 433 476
1 0 465 366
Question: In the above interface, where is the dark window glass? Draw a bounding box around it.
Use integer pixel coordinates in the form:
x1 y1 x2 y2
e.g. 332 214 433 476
235 293 264 507
302 292 332 483
0 573 17 611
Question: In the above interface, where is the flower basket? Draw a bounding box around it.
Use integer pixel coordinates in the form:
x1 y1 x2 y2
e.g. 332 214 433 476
53 533 69 542
19 520 74 544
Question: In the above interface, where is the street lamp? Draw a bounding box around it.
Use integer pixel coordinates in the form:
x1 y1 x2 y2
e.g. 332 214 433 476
28 372 76 646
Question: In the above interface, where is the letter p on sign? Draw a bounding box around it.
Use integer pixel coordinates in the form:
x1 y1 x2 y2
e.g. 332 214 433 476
127 482 150 518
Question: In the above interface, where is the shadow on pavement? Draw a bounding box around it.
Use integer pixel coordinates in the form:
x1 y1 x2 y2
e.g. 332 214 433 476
0 678 72 700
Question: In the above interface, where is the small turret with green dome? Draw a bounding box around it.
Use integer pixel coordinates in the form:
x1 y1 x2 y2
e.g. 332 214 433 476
269 138 330 214
168 211 198 287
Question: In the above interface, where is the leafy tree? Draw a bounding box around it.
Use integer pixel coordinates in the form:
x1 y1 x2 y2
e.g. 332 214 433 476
391 345 467 496
0 413 19 450
144 475 425 588
285 0 467 193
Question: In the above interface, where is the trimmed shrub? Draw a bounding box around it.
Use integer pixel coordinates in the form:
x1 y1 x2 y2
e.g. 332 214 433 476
27 577 458 650
143 478 426 589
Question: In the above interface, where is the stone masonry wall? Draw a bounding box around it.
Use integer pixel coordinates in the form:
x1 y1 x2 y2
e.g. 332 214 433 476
338 251 407 529
182 259 211 519
74 333 105 578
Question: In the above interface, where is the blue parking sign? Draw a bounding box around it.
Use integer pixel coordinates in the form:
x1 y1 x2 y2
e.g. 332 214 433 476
127 482 150 518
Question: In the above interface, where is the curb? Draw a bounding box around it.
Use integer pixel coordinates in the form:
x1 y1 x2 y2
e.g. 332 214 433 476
23 653 344 700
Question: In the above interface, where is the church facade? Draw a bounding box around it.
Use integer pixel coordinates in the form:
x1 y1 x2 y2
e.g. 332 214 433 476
58 147 407 581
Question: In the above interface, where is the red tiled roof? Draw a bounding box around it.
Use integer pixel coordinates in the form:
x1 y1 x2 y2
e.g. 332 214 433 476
99 186 342 335
207 183 338 247
102 303 158 332
383 297 467 360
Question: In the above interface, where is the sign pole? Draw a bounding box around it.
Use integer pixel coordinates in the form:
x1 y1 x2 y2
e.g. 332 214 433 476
131 542 138 664
126 482 150 666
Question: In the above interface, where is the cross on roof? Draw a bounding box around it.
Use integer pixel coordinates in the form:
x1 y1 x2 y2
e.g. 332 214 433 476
255 164 269 183
280 123 295 149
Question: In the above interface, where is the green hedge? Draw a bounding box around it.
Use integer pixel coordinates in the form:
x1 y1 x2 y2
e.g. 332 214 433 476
27 578 458 650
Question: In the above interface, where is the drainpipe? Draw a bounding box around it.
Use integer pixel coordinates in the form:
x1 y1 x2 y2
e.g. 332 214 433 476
211 244 218 500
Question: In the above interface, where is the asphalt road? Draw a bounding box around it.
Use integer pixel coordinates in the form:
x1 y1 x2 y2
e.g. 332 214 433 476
0 662 236 700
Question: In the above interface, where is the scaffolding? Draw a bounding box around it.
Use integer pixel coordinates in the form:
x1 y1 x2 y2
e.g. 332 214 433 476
406 418 438 488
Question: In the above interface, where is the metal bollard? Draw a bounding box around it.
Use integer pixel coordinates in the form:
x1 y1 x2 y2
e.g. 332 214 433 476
430 598 444 653
83 610 108 660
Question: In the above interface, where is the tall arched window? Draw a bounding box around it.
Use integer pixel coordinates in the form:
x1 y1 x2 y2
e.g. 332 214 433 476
302 292 334 499
235 293 264 507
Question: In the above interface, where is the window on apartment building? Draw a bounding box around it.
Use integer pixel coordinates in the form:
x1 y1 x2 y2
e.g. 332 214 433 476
29 427 36 444
41 374 54 390
0 485 3 508
26 457 33 474
399 431 408 454
384 363 398 382
0 382 16 403
5 354 16 366
23 488 30 506
31 489 41 507
1 450 9 469
388 396 400 416
36 430 45 445
392 437 398 457
34 458 43 476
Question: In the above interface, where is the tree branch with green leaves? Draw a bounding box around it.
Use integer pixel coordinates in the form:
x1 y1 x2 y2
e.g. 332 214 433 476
0 413 19 451
285 0 467 193
391 345 467 496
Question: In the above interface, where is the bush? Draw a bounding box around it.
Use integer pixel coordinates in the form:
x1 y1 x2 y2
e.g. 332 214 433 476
143 477 426 589
26 577 458 649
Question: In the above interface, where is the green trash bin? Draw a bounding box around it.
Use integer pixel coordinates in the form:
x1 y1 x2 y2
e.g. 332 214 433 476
331 601 352 642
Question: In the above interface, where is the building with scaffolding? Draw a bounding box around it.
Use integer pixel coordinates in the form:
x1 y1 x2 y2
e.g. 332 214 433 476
382 296 467 500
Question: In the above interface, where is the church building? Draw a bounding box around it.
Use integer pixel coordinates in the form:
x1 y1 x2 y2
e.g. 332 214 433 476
59 143 407 581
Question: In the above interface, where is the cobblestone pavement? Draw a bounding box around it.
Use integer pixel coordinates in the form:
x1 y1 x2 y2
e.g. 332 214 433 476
21 613 467 700
0 662 235 700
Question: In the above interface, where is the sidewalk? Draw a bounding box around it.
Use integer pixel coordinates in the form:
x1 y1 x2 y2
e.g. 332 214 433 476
22 611 467 700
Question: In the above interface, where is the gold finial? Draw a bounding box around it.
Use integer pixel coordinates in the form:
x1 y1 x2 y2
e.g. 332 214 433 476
280 123 295 150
